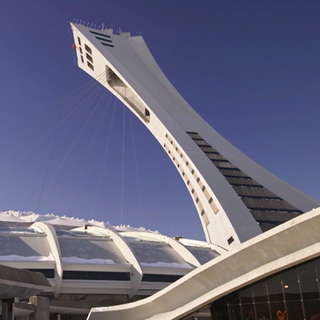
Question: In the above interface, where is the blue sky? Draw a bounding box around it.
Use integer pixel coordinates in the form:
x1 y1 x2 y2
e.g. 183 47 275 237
0 1 319 241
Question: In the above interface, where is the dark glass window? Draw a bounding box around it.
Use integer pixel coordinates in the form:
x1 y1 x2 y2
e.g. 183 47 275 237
95 36 112 43
79 47 83 54
208 257 320 320
63 271 130 281
77 37 81 45
80 55 84 63
227 292 242 318
302 260 320 318
87 61 94 71
239 286 254 318
265 273 286 318
90 30 111 38
142 274 182 283
24 269 55 279
85 44 92 55
101 43 114 48
281 268 304 319
210 296 228 320
86 53 93 63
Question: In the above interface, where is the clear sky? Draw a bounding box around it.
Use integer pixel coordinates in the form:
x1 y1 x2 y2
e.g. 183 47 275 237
0 0 319 241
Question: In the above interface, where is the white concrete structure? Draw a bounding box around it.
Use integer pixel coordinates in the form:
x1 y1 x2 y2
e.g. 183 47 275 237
68 23 320 320
88 207 320 320
70 23 320 250
0 211 222 300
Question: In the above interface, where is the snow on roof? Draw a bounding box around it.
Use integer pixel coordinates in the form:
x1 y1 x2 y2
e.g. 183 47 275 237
0 253 54 262
0 211 161 233
140 262 193 269
44 216 87 227
0 211 213 249
0 211 220 276
61 256 117 264
0 211 26 223
8 212 58 223
87 219 112 228
114 225 159 234
179 238 213 248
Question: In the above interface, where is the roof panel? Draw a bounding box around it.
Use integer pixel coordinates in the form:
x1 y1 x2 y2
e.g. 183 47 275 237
59 238 127 264
0 234 51 259
129 242 187 265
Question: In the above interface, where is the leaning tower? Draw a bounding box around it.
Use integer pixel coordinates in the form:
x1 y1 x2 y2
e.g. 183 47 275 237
70 23 320 248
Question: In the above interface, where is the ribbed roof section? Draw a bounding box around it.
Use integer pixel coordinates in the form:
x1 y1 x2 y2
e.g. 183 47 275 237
0 211 222 297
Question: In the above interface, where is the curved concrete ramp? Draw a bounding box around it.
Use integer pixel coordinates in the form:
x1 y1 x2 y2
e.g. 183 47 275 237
0 264 50 300
87 207 320 320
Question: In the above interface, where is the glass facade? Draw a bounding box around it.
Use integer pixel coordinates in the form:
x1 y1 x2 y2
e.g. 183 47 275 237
186 246 220 265
58 237 127 264
0 233 51 258
210 257 320 320
128 242 187 264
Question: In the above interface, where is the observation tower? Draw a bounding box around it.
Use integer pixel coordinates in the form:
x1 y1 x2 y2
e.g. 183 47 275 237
70 22 319 249
0 21 318 320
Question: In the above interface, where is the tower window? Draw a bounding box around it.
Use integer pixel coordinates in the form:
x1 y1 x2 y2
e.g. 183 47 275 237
85 44 92 55
101 43 114 48
87 61 94 71
95 36 112 43
86 53 93 63
77 37 81 45
90 30 111 38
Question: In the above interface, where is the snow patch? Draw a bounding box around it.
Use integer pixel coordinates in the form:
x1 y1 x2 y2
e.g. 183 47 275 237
0 253 54 261
61 256 116 264
140 262 193 269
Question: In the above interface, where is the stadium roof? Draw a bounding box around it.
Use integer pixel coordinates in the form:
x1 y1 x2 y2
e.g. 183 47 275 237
0 210 223 298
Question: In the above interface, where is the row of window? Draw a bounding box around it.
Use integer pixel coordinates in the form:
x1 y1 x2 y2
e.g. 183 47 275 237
77 37 94 71
186 132 303 230
25 269 182 283
209 257 320 320
164 133 221 238
90 30 114 48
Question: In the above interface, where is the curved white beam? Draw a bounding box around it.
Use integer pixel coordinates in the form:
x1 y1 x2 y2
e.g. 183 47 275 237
33 222 63 298
87 207 320 320
74 226 143 298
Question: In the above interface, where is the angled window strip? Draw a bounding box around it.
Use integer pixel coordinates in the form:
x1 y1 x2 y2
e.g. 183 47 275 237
95 36 112 43
101 42 114 48
90 30 111 38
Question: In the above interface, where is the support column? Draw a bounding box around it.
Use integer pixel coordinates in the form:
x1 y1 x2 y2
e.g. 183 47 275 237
2 298 14 320
29 296 50 320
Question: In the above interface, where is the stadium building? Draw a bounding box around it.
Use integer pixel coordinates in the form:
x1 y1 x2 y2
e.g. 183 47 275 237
0 22 319 320
0 210 221 319
68 22 320 320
